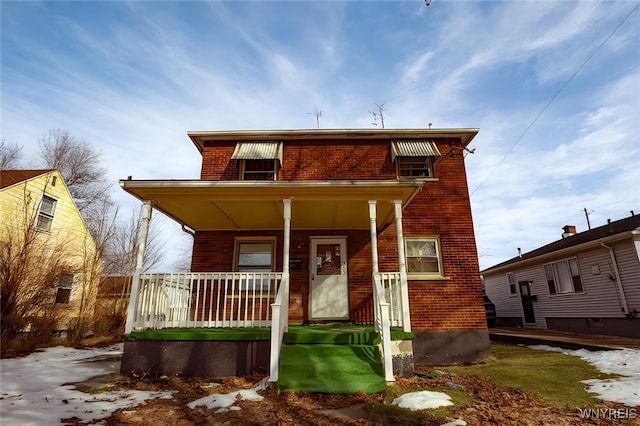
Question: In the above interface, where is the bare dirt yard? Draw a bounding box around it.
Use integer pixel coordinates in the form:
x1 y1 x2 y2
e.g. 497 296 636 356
66 373 639 426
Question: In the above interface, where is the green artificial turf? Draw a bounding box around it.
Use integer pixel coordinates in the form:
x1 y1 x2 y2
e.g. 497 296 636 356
277 343 387 394
127 327 272 341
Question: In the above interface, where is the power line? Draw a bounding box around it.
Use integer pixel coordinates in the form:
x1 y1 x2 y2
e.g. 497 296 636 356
470 4 639 198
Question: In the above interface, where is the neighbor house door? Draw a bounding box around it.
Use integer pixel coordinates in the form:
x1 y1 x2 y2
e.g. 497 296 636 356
309 237 349 320
519 281 536 324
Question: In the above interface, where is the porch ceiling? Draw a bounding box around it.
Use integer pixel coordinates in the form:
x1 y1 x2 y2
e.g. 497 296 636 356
120 180 424 231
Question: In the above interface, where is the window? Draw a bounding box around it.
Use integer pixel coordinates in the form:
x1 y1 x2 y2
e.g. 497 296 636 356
544 258 584 295
506 272 517 295
55 275 73 304
233 239 276 293
404 238 442 275
397 157 433 178
36 195 56 232
241 160 277 180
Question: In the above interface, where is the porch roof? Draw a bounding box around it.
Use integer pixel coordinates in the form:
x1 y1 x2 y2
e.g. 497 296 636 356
119 179 424 231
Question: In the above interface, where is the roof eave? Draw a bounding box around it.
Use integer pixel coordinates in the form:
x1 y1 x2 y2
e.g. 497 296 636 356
481 231 636 275
187 128 479 155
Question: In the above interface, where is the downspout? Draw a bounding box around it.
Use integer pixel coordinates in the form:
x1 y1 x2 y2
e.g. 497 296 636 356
181 224 195 237
600 240 629 315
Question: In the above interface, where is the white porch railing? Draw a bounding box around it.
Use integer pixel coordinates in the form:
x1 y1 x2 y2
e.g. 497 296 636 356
375 272 406 329
130 272 283 330
268 272 290 383
372 273 395 383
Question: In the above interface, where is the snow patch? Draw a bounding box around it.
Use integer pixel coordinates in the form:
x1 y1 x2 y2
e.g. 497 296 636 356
529 345 640 407
392 390 454 410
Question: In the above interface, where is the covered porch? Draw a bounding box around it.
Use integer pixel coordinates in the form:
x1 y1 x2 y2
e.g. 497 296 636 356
120 179 424 384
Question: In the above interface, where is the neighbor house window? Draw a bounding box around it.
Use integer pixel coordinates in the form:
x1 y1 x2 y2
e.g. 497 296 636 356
241 160 277 180
233 238 276 293
36 195 56 232
397 157 433 178
55 275 73 304
404 238 442 275
544 258 584 295
506 272 517 295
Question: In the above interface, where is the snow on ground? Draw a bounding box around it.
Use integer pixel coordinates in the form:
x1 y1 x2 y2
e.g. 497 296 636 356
529 345 640 407
2 343 638 425
392 390 453 410
187 377 269 413
0 344 173 425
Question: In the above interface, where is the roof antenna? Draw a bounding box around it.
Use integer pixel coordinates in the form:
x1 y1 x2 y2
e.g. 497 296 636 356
369 103 385 129
307 108 322 128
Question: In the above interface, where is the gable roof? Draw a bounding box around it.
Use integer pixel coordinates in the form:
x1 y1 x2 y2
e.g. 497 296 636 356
482 214 640 274
0 169 54 189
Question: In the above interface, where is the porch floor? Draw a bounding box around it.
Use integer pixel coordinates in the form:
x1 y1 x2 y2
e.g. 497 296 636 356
127 325 414 342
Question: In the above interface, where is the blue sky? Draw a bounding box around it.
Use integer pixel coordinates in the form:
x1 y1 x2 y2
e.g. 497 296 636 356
2 1 639 271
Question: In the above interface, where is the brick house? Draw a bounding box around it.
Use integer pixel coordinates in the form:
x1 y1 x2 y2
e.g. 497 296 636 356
120 128 489 385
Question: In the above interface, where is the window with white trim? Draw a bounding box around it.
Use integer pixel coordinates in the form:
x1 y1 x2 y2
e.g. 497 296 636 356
506 272 517 295
36 195 56 232
55 274 73 304
397 157 433 178
544 258 584 295
233 238 276 293
241 160 278 180
404 238 442 275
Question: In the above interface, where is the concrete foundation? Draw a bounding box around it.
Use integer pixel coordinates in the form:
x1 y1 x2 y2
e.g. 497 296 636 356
120 340 270 378
412 330 490 366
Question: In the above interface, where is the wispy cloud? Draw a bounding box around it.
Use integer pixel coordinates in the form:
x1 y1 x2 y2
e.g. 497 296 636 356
1 1 638 270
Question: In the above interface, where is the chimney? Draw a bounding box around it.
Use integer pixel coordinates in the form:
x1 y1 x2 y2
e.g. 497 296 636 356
517 247 522 259
562 225 577 239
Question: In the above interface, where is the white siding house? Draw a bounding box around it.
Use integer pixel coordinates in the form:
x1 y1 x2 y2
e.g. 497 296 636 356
482 215 640 338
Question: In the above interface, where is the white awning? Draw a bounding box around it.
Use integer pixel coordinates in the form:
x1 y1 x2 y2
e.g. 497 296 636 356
391 140 441 162
231 142 283 164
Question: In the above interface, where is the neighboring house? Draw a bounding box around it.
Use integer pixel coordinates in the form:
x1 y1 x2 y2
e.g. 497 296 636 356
482 215 640 338
119 128 489 384
0 169 99 333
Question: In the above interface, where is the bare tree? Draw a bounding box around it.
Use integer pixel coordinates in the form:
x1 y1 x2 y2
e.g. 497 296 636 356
38 129 112 215
0 138 23 169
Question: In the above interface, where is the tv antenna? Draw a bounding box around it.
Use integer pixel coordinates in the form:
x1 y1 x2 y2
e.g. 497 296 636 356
307 108 322 128
369 103 385 129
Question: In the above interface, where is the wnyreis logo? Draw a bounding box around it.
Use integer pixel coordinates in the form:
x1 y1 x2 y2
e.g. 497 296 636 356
578 408 637 420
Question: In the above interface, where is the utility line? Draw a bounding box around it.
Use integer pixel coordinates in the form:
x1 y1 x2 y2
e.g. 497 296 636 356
470 4 639 198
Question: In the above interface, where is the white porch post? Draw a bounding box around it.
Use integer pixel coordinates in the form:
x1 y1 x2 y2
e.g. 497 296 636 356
124 201 153 334
370 200 394 383
395 200 412 332
282 199 292 276
368 201 380 275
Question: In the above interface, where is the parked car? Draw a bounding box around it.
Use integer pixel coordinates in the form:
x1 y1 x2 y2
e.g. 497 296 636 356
484 295 496 328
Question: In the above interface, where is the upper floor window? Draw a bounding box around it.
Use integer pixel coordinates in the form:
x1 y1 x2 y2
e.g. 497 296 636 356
397 157 434 178
391 140 441 179
544 258 584 295
506 272 517 295
36 195 56 232
55 274 74 304
241 160 278 180
404 238 442 275
231 141 282 181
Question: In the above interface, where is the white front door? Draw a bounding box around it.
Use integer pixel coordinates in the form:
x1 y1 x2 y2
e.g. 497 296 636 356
310 238 349 320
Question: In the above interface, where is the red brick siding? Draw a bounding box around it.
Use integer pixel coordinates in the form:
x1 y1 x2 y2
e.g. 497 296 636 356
193 137 485 332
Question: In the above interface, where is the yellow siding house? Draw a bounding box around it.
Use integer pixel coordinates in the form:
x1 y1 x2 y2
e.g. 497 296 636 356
0 169 99 333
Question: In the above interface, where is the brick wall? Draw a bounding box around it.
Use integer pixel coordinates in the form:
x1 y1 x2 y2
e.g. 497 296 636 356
193 137 486 332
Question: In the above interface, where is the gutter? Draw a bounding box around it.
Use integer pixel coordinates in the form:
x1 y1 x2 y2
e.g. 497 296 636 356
600 240 629 315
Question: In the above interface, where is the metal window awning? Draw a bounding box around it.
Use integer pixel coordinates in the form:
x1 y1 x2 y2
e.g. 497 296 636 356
231 142 283 164
391 140 441 162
